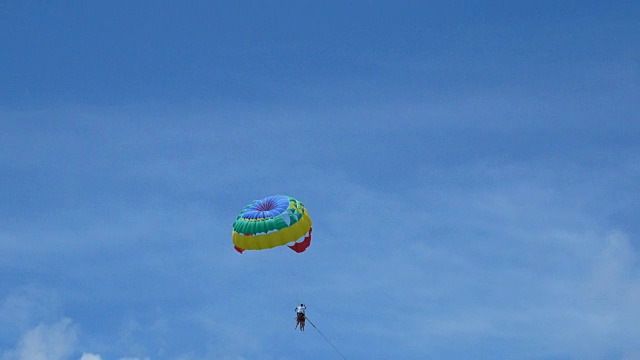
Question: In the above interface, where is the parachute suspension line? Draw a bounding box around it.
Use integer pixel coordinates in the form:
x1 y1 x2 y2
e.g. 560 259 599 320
293 278 301 306
287 253 303 304
304 317 348 360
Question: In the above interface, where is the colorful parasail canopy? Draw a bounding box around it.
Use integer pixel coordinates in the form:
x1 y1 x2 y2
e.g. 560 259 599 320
232 195 312 253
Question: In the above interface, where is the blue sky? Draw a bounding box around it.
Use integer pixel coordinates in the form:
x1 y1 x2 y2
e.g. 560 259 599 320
1 1 639 359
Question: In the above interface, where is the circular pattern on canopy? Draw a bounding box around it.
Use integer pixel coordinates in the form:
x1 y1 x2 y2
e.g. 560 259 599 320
241 195 291 220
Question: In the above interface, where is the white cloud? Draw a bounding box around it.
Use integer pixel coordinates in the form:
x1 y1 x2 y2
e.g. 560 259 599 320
1 318 76 360
0 286 61 334
79 354 101 360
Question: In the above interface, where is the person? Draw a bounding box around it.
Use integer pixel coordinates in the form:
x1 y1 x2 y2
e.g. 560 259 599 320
295 303 306 331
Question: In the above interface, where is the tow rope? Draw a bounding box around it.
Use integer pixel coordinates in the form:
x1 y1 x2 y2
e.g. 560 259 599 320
304 316 348 360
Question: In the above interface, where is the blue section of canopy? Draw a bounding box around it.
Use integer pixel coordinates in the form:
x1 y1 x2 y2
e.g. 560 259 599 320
241 195 290 220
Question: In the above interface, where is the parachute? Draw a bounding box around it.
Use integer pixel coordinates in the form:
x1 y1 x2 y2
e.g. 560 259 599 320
232 195 312 253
